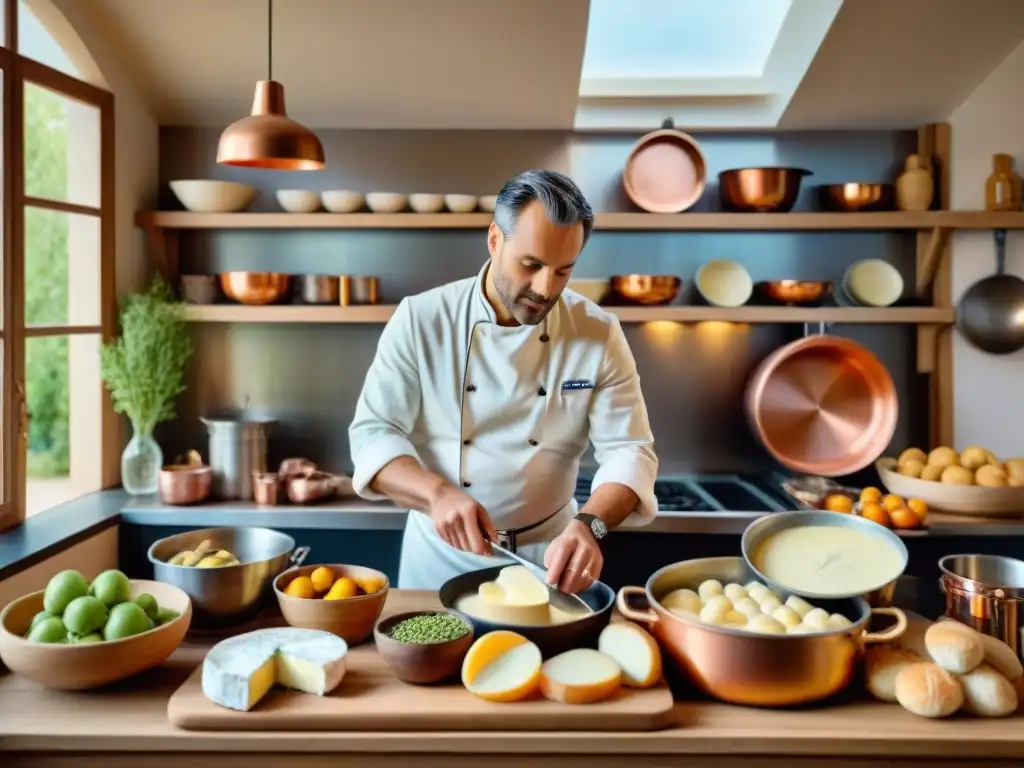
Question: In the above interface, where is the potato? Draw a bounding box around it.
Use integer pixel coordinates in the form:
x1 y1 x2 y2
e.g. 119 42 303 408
976 464 1009 488
960 446 991 472
920 464 944 482
898 448 928 467
941 465 974 485
928 446 960 469
899 460 925 478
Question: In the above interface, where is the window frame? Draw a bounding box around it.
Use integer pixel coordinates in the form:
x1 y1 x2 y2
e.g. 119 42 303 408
0 0 117 532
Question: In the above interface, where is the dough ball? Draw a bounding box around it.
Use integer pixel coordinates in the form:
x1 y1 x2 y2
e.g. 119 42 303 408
784 595 814 618
771 605 802 628
827 613 853 630
787 623 815 635
697 579 724 601
937 619 1023 682
925 621 985 674
928 446 960 469
895 662 963 718
734 597 763 619
898 447 928 467
746 614 786 635
803 608 830 631
940 465 974 486
704 595 733 613
724 610 748 627
920 464 944 482
759 595 783 614
723 583 748 602
958 662 1018 717
745 583 771 602
960 446 991 471
661 588 702 615
898 460 925 478
699 598 731 625
1004 458 1024 482
865 645 921 702
975 464 1009 488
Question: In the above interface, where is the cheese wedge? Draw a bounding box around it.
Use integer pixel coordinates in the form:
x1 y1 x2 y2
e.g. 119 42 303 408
202 627 348 712
495 565 549 605
598 622 662 688
540 648 622 704
462 630 542 702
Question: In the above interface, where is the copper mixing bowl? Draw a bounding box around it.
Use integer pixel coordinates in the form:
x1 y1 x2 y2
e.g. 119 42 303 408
608 275 681 306
818 183 894 212
755 280 833 307
718 167 812 213
220 272 291 305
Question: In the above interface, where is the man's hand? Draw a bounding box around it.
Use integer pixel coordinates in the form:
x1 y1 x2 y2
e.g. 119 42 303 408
544 520 603 594
427 484 498 556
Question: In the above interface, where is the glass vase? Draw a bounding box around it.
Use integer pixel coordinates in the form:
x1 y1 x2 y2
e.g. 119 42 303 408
121 423 163 495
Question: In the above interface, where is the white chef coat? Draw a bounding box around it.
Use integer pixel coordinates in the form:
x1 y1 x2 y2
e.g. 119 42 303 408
348 261 659 589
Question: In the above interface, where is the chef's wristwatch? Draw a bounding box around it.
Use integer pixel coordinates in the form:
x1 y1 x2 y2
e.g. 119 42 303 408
575 512 608 542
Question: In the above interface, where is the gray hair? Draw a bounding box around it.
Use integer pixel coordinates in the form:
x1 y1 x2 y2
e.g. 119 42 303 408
493 169 594 247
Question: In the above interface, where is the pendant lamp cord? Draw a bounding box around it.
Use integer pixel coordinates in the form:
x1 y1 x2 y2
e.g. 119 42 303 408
267 0 273 81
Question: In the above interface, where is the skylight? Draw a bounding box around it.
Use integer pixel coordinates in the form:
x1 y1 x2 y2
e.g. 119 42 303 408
581 0 793 81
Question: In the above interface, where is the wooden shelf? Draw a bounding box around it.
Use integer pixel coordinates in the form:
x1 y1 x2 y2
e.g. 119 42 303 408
136 210 1024 231
183 304 954 325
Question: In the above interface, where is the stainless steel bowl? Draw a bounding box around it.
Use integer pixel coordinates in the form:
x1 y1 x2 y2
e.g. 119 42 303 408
741 510 908 605
298 275 340 305
148 526 308 628
939 554 1024 659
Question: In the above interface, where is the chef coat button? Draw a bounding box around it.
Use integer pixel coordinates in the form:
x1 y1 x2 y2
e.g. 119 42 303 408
540 334 550 343
462 481 471 488
463 438 471 446
528 438 538 446
466 384 477 392
537 387 547 396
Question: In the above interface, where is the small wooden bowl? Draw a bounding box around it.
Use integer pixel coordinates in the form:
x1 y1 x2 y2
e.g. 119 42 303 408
274 564 389 645
0 579 192 690
374 610 475 684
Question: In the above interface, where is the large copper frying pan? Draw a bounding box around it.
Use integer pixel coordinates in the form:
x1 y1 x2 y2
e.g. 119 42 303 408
745 336 898 477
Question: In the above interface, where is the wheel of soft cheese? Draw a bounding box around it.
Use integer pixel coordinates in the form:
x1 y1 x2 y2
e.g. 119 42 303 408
202 627 349 712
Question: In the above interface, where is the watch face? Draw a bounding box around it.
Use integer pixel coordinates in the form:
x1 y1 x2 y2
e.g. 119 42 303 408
590 517 608 539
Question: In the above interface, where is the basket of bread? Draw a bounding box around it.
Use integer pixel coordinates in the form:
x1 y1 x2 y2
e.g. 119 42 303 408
876 444 1024 516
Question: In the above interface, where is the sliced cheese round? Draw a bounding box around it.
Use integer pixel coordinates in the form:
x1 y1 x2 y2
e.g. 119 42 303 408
598 622 663 688
540 648 622 704
496 565 549 605
462 630 542 702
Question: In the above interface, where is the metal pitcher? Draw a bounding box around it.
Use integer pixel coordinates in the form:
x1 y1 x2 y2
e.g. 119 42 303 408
201 414 276 500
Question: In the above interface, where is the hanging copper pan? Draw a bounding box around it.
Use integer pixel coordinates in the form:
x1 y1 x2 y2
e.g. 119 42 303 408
622 119 707 213
745 336 898 477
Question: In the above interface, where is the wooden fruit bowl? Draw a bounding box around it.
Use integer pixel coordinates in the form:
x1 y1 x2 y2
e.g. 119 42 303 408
274 563 389 645
0 579 192 690
876 458 1024 516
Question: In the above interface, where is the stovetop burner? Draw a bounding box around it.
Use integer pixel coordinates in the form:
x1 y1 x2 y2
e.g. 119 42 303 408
574 474 791 514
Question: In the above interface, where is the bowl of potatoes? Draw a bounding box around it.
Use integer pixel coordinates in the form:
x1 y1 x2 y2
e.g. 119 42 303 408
876 445 1024 516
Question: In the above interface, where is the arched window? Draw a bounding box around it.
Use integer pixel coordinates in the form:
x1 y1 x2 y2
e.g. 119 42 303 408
0 0 115 530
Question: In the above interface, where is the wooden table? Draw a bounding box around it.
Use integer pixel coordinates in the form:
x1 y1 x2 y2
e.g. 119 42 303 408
2 590 1024 767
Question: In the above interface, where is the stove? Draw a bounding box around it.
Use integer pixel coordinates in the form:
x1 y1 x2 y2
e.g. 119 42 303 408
574 473 793 514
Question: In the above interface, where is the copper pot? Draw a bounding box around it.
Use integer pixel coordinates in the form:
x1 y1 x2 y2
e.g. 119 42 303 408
718 167 812 213
745 335 898 477
818 183 894 212
622 119 707 214
754 280 832 306
616 557 906 707
339 276 380 306
220 272 290 305
607 275 682 306
158 454 213 506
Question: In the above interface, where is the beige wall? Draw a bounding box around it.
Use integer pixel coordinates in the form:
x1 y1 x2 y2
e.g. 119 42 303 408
949 40 1024 456
0 526 119 608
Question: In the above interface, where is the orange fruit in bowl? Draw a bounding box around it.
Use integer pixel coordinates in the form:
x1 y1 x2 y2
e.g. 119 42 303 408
907 498 929 522
860 502 892 528
310 566 335 593
284 575 316 599
324 577 359 601
860 486 883 503
824 494 854 513
881 494 906 513
889 506 921 530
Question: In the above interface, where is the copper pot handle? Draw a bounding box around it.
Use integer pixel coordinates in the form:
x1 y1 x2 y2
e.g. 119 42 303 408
615 586 659 625
862 606 908 644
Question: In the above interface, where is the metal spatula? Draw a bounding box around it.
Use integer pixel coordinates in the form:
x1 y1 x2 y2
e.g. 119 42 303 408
490 541 593 615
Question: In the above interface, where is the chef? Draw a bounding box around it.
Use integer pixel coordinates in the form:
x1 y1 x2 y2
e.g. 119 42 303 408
348 169 658 592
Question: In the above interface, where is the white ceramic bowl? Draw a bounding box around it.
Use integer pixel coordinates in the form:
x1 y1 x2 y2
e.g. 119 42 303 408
876 458 1024 516
695 260 753 308
169 180 256 213
321 190 364 213
366 193 408 213
477 195 498 212
568 280 610 304
409 194 446 213
445 194 478 213
276 189 322 213
843 259 903 307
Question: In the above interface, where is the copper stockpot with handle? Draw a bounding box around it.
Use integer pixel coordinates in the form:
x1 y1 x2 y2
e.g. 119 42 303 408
745 335 898 477
616 557 907 707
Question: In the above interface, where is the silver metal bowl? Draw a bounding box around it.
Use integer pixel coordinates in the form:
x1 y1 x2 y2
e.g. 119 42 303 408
148 526 308 628
741 510 908 605
939 554 1024 659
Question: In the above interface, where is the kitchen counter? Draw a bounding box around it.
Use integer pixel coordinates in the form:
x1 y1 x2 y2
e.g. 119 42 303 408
3 590 1024 767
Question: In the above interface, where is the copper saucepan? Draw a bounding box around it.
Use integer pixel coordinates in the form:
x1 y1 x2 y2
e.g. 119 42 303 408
745 335 898 477
616 557 906 707
622 119 707 214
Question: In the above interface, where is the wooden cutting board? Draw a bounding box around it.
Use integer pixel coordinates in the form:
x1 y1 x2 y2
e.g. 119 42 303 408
167 644 675 731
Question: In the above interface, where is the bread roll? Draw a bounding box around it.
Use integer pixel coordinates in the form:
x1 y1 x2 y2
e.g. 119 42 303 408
894 662 964 718
865 645 921 702
939 619 1023 682
958 662 1018 717
925 621 984 674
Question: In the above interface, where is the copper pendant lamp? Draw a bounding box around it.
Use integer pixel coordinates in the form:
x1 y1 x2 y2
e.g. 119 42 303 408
217 0 325 170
